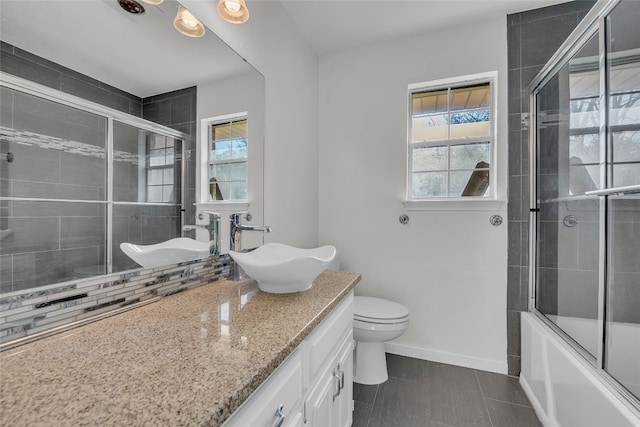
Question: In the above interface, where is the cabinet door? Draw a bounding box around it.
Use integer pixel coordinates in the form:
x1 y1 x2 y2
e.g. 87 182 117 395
335 333 354 427
284 411 304 427
304 332 353 427
304 364 340 427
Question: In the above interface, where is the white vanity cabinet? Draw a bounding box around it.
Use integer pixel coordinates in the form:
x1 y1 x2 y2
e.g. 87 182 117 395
223 292 354 427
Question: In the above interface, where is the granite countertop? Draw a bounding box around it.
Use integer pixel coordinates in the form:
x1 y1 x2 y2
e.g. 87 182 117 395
0 270 360 427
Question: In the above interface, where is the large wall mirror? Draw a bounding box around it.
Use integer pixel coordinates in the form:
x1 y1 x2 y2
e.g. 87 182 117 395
0 0 265 295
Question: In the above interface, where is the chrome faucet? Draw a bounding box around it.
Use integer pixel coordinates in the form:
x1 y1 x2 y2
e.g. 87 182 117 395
230 211 271 252
182 211 221 255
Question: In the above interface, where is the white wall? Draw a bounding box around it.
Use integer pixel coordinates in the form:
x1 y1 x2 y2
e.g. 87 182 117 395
195 72 266 253
183 0 319 248
318 17 509 373
185 1 510 372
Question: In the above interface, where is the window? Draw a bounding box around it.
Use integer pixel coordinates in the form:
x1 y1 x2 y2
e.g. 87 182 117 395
207 116 248 201
407 74 495 200
146 133 176 203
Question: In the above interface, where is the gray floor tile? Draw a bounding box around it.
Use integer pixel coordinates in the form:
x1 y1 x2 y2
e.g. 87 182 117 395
354 354 542 427
368 377 430 427
485 398 543 427
353 401 372 427
476 369 532 406
354 382 378 405
428 363 492 427
387 353 431 380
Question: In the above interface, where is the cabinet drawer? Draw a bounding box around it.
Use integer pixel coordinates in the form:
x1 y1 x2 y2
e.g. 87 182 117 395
305 293 354 380
223 349 303 427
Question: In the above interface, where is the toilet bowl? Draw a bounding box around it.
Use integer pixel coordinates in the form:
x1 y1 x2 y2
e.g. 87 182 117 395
353 296 409 385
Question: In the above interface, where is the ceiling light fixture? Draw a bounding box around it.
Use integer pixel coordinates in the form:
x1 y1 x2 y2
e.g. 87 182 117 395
140 0 164 4
173 5 206 38
217 0 249 24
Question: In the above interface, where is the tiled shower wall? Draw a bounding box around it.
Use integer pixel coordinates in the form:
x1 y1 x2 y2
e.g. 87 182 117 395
506 0 596 376
0 42 198 293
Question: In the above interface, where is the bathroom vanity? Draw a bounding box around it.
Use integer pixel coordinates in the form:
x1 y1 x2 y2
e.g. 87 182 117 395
0 270 360 427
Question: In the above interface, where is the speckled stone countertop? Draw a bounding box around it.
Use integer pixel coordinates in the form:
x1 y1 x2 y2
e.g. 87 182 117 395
0 270 360 427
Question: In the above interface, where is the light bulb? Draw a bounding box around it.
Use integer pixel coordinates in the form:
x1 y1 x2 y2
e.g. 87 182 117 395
174 5 205 37
224 1 241 13
217 0 249 24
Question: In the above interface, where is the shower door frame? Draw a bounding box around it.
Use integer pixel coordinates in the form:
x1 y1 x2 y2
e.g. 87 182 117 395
0 71 188 275
527 0 640 413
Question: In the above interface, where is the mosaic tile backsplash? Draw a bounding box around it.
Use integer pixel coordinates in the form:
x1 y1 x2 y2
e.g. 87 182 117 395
0 254 231 346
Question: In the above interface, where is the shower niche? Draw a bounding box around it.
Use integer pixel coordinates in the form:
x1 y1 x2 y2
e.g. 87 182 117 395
530 0 640 408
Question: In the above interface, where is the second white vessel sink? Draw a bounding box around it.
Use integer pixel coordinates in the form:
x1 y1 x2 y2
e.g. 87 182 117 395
229 243 337 293
120 237 210 269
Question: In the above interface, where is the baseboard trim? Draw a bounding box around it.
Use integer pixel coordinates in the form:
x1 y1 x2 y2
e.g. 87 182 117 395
385 342 508 375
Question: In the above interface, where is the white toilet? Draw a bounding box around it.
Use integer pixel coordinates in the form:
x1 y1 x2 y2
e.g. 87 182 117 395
353 296 409 385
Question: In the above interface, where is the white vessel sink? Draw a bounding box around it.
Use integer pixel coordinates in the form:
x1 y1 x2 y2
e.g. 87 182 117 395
229 243 337 293
120 237 210 269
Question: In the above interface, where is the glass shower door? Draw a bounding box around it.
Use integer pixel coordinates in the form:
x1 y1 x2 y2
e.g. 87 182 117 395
535 32 602 358
112 121 183 272
533 0 640 405
0 87 108 291
603 0 640 400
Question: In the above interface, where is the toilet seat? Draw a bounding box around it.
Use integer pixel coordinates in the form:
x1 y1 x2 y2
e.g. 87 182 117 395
354 315 409 325
354 296 409 324
354 318 408 333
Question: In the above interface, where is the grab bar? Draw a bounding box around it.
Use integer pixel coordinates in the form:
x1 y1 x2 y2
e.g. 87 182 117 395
585 184 640 197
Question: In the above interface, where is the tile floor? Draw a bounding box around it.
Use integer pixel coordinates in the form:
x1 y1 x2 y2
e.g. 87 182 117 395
353 354 542 427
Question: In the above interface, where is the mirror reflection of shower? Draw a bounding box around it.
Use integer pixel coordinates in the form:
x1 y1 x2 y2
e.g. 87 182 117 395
0 78 186 293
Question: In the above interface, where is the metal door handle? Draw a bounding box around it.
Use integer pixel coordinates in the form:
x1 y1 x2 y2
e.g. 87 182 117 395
332 369 341 402
337 363 345 390
273 404 285 427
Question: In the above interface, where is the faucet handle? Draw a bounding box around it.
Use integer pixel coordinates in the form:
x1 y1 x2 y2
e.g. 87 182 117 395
230 211 251 221
199 211 221 220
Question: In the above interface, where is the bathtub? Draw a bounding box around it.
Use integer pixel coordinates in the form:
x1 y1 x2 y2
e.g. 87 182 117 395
520 312 640 427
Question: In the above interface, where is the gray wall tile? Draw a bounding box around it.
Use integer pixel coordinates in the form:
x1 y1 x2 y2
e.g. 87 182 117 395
61 75 131 112
0 218 59 255
507 310 521 356
521 13 578 67
0 49 61 89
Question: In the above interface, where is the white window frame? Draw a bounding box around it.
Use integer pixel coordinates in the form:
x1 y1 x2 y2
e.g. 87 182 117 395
200 112 249 207
404 71 502 211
